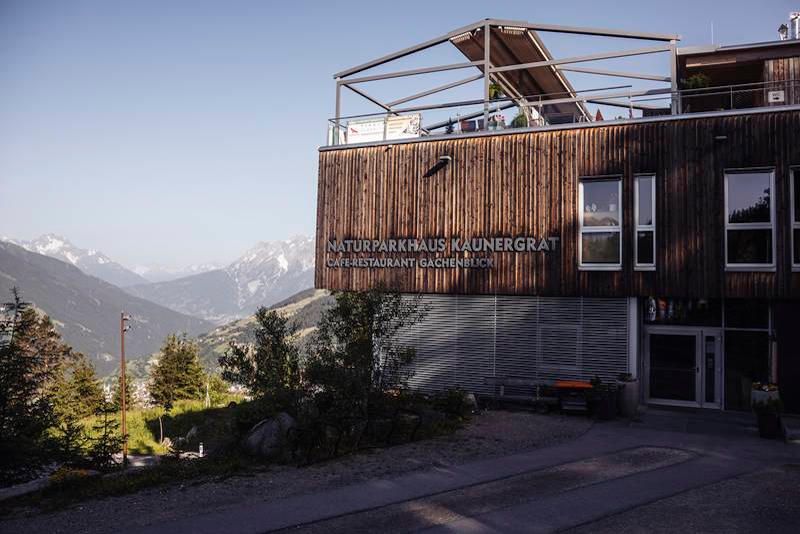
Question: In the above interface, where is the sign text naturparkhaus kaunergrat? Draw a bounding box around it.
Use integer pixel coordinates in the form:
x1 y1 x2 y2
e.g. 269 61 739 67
325 236 560 269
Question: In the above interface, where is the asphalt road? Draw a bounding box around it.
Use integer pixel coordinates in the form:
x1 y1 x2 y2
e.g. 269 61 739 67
126 409 800 534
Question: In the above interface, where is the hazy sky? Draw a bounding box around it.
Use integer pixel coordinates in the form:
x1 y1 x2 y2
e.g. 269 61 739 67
0 0 794 268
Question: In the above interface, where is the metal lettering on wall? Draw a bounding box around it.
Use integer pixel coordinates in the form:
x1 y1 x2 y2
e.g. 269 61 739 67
325 236 560 269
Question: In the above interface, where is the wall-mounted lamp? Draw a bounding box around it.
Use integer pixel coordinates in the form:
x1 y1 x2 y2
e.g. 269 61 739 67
423 155 452 178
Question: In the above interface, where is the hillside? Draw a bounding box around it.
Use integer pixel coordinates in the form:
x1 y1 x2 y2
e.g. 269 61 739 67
196 288 332 369
126 236 314 324
0 241 213 375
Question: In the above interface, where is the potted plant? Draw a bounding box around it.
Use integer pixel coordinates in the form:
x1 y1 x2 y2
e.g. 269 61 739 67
511 110 528 128
752 383 782 439
616 373 640 418
590 377 618 420
488 83 504 100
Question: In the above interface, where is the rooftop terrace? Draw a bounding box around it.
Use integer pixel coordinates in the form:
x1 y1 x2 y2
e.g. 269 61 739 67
326 19 800 148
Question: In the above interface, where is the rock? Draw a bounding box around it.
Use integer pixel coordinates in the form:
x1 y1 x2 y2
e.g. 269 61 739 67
186 425 199 442
243 412 296 458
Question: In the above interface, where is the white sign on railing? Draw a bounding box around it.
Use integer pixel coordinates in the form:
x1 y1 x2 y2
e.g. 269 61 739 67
346 114 421 144
768 90 786 104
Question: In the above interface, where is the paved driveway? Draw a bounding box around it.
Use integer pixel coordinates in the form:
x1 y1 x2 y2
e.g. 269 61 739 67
127 409 800 534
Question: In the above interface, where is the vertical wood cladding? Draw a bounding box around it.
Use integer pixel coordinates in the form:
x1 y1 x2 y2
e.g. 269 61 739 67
316 110 800 298
765 57 800 105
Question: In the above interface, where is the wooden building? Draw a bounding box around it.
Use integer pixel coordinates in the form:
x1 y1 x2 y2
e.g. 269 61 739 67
316 20 800 413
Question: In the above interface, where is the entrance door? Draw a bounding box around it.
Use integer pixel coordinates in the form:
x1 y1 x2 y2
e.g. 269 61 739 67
644 327 721 408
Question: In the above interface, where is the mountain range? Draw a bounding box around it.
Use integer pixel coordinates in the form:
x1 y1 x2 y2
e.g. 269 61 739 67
131 262 223 284
125 236 315 324
0 241 212 375
3 234 148 287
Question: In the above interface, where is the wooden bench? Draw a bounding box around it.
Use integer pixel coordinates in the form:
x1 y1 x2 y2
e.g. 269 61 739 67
483 376 593 414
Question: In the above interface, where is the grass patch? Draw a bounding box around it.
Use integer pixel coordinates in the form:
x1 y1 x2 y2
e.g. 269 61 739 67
82 397 243 456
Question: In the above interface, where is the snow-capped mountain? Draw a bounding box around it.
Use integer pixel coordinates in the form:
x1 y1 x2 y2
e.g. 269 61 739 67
132 262 223 283
2 234 148 288
125 236 315 324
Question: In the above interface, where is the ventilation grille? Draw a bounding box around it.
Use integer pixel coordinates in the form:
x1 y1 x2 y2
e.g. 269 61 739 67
396 295 630 394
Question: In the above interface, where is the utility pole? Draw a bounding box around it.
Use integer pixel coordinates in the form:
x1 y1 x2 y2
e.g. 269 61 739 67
120 312 131 465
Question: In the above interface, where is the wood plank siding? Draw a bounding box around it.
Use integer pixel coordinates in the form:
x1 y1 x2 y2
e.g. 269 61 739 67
316 109 800 299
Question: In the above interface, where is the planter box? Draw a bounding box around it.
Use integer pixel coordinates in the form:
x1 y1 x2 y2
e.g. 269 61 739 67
756 412 782 439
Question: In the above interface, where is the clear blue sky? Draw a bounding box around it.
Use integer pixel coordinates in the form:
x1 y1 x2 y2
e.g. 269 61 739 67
0 0 794 268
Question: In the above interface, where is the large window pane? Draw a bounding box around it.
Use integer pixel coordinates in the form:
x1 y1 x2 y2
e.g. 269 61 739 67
725 299 769 329
794 228 800 264
637 176 654 226
637 231 654 264
724 330 769 411
582 232 620 264
582 180 620 227
727 229 772 264
793 172 800 223
727 172 771 223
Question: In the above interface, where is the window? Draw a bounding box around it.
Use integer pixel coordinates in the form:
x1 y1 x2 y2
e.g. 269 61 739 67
635 175 656 269
792 169 800 270
579 177 622 269
724 170 775 270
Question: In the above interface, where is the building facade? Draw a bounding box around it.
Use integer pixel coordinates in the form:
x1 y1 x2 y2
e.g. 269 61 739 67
315 19 800 412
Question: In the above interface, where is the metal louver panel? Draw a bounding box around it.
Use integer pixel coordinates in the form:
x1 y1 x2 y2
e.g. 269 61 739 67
399 295 629 394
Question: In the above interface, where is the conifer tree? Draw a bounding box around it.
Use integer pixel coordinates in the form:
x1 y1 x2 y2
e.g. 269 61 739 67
149 334 205 408
112 370 134 410
0 289 64 482
53 353 104 420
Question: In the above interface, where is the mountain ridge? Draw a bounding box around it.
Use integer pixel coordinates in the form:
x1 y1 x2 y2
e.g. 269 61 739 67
2 234 148 287
126 236 315 324
0 241 213 375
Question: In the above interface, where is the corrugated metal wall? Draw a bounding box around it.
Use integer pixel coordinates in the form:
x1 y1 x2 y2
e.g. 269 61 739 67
395 295 629 395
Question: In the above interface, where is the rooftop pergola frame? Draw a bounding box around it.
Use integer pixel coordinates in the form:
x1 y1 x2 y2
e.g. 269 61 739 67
332 18 681 137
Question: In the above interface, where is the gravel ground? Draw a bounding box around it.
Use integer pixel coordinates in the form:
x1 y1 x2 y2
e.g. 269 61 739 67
0 410 592 534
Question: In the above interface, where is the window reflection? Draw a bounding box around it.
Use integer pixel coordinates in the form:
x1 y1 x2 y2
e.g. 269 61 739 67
582 232 620 264
727 173 771 224
637 177 654 226
582 180 620 227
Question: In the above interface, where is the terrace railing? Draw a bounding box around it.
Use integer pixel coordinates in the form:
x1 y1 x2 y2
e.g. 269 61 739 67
325 79 800 147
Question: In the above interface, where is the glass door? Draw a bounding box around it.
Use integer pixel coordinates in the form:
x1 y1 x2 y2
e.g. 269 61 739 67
644 327 721 408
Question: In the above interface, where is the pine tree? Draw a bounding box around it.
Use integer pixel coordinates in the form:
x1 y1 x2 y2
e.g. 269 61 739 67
149 334 205 408
88 400 124 471
0 289 65 482
53 353 104 420
112 371 134 410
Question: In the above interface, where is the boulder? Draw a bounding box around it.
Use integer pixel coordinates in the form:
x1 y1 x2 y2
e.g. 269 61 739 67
243 412 296 458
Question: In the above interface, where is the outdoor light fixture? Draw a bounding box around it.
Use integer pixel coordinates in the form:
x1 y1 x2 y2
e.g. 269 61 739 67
423 155 452 178
778 23 789 40
500 26 527 35
449 31 472 44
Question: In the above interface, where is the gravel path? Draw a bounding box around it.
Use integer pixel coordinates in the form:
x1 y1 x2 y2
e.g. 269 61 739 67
0 411 591 534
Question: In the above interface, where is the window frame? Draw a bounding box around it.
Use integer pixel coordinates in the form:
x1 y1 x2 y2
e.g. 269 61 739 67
723 168 776 272
792 167 800 272
578 175 623 271
634 174 656 271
